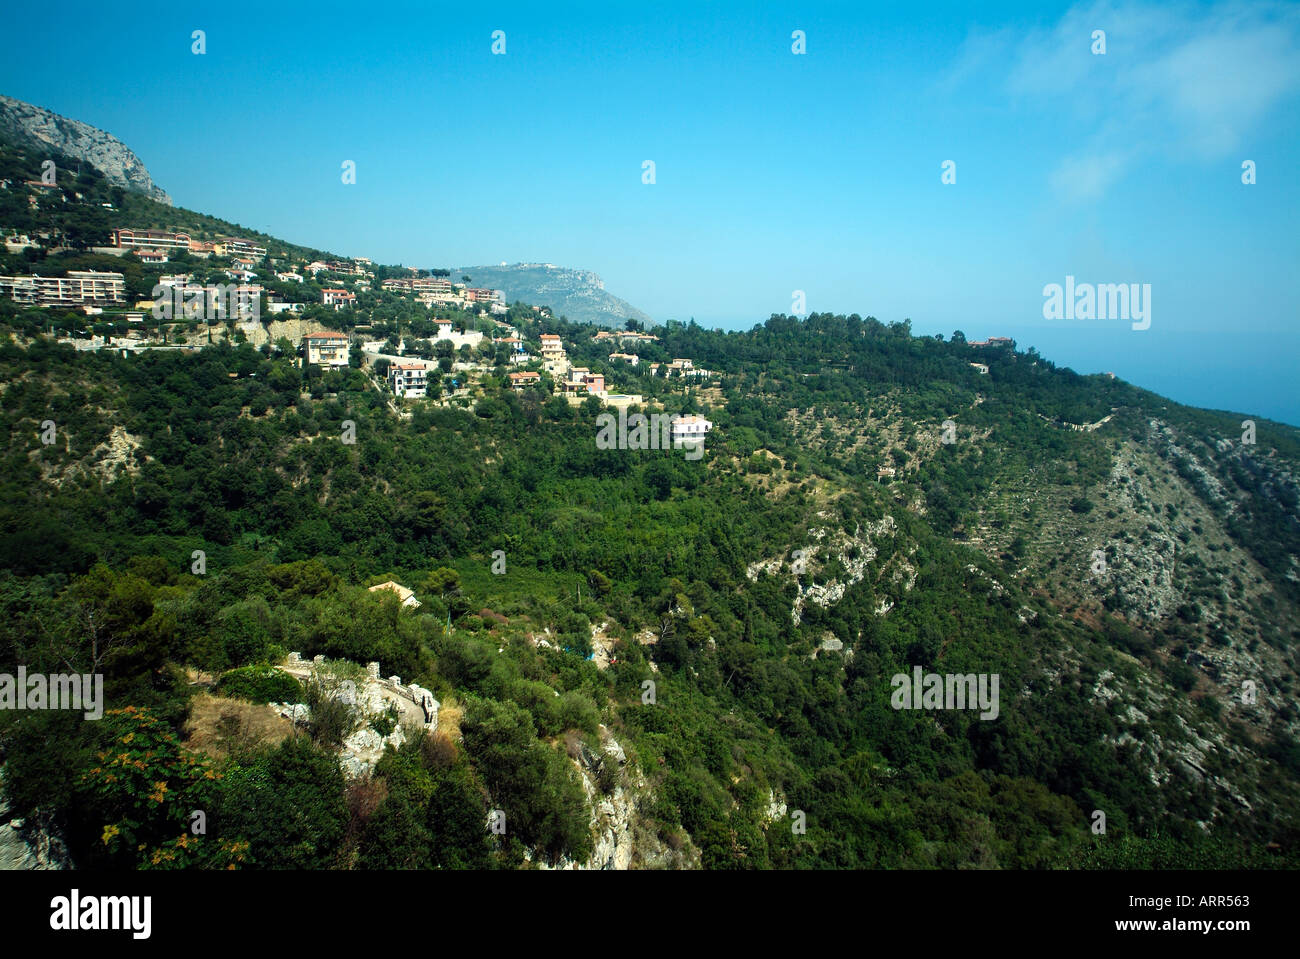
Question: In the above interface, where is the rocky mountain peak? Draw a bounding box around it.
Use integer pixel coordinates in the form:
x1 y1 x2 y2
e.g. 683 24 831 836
0 94 171 205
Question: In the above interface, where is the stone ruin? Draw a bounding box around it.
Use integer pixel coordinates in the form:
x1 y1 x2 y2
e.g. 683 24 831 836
280 653 441 778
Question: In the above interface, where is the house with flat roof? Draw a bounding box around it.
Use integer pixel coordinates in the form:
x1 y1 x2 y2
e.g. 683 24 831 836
113 228 192 251
302 331 350 367
388 362 430 398
0 270 125 307
218 238 268 260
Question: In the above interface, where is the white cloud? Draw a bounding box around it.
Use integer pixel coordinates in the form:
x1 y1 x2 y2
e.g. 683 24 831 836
948 0 1300 195
1049 151 1131 200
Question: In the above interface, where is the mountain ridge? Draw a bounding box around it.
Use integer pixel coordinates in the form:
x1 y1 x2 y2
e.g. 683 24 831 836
455 262 652 327
0 94 171 205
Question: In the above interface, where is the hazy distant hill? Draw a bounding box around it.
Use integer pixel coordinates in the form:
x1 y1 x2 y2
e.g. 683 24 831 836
0 94 171 205
456 263 652 327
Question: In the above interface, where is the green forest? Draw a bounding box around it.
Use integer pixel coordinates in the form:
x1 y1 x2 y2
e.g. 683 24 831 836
2 299 1298 869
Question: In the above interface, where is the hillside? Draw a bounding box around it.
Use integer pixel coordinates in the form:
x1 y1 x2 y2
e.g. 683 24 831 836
457 263 652 327
0 95 170 204
0 113 1297 870
0 135 341 267
0 307 1297 870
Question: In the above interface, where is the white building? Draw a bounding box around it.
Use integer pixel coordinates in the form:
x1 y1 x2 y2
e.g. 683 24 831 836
539 333 569 376
0 270 125 306
322 288 356 310
670 415 713 444
539 333 564 358
219 238 268 260
432 320 485 349
388 362 430 398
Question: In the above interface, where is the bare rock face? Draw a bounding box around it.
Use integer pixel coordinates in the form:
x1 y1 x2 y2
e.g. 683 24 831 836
0 780 68 870
0 94 171 205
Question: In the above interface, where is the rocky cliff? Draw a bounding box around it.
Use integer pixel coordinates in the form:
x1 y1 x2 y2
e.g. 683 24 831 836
0 94 171 204
0 776 68 870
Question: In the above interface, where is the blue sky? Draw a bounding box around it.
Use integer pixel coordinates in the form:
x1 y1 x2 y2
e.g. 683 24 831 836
3 0 1298 422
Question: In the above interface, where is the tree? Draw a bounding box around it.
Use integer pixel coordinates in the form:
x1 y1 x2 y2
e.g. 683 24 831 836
460 698 592 863
217 736 348 869
79 707 248 869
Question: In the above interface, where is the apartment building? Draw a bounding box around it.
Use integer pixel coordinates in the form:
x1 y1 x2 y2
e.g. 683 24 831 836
417 290 463 307
231 285 263 318
302 331 350 367
112 229 192 251
595 330 659 345
388 362 430 398
153 281 262 320
218 238 268 260
540 334 570 377
0 270 126 306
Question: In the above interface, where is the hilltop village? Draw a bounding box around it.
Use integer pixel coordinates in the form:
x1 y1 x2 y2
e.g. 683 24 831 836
0 222 1027 448
0 218 722 438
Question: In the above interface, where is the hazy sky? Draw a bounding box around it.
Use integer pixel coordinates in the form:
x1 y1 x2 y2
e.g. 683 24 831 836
3 0 1297 422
